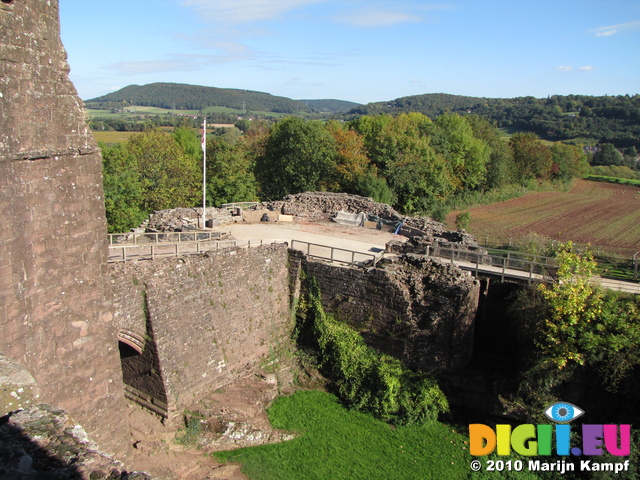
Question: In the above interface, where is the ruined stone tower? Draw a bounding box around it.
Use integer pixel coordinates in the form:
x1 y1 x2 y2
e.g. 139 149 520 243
0 0 130 456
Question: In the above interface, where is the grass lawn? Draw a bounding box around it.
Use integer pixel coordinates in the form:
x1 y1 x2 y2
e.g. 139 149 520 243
215 390 471 480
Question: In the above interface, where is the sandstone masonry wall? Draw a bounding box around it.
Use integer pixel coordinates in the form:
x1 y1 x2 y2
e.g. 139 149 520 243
0 0 130 457
292 253 480 371
109 245 293 419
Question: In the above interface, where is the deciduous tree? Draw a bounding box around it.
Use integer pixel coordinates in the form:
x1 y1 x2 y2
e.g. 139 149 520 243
254 117 338 200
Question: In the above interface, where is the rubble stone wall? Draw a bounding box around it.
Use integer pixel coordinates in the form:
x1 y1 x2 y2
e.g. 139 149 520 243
0 0 130 457
292 253 480 370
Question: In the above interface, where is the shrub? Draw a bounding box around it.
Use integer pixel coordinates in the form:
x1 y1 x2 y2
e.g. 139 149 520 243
455 211 470 230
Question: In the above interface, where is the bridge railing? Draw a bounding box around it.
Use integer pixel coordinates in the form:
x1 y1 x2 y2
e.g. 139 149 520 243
220 202 260 211
108 239 283 262
290 239 380 267
108 230 229 245
428 245 558 282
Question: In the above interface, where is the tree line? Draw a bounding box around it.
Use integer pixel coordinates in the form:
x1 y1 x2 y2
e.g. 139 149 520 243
348 93 640 150
101 113 590 232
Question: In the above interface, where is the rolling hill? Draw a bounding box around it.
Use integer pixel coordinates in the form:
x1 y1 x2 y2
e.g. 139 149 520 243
86 83 360 115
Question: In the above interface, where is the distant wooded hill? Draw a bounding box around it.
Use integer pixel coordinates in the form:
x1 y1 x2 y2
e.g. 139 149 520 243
347 93 640 149
85 83 360 115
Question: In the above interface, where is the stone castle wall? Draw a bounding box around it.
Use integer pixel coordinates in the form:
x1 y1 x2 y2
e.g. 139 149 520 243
109 246 478 420
290 251 480 370
109 245 293 419
0 0 130 457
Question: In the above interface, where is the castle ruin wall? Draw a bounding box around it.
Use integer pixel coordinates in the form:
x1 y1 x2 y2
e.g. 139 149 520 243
109 245 293 419
0 0 130 457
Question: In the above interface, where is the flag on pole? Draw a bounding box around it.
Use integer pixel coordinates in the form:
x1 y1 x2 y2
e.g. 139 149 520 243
202 118 207 229
201 118 207 153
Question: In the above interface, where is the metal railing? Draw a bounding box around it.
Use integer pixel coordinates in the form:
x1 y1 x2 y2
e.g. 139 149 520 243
291 239 379 267
108 230 229 245
108 239 283 263
476 233 639 282
427 245 558 284
220 202 260 211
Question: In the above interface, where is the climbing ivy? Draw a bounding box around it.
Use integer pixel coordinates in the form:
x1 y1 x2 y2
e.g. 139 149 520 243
296 278 448 425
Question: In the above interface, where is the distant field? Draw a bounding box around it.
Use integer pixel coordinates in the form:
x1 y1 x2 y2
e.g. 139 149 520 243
92 126 234 144
92 131 138 143
446 179 640 255
87 107 199 117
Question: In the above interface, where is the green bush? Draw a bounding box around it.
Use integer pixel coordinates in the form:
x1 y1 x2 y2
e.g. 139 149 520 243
455 211 470 230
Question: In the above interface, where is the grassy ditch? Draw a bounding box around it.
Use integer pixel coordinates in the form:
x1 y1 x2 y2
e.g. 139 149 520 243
215 389 471 480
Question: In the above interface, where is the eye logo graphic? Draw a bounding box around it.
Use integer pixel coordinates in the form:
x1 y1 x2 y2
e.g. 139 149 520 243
544 402 585 423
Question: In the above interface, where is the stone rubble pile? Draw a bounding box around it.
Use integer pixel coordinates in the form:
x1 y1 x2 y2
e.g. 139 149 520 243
140 192 480 253
144 207 234 232
266 191 403 219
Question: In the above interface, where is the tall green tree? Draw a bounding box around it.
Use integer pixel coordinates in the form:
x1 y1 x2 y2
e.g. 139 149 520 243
126 128 201 212
101 142 146 233
549 143 589 182
509 132 553 181
352 113 451 213
254 117 338 200
592 143 624 166
205 139 258 206
466 115 517 189
431 114 489 192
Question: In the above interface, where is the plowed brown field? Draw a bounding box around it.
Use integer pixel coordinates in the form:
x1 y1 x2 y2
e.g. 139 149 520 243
445 180 640 254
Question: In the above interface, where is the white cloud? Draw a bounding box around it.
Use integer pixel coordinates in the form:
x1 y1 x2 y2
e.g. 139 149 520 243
335 9 421 27
110 54 242 75
555 65 595 74
179 0 327 24
591 20 640 37
410 78 423 84
596 29 617 37
334 3 455 28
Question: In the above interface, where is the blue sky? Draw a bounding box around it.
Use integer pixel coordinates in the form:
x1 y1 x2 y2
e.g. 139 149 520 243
59 0 640 104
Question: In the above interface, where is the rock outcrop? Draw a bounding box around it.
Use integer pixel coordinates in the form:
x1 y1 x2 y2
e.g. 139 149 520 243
0 405 152 479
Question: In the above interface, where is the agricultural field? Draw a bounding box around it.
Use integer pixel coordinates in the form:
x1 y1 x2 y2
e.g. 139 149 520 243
446 179 640 256
92 131 139 144
87 106 199 117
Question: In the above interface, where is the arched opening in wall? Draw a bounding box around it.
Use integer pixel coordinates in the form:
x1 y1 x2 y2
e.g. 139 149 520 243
119 340 142 359
118 331 169 418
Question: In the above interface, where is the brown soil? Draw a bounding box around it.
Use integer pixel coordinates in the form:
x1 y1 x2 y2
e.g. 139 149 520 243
446 180 640 254
126 375 291 480
125 362 325 479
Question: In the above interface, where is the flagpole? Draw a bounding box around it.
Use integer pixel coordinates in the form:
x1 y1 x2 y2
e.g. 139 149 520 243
202 117 207 229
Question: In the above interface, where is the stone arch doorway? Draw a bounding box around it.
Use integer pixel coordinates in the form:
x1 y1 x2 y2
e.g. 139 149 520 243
117 329 168 418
